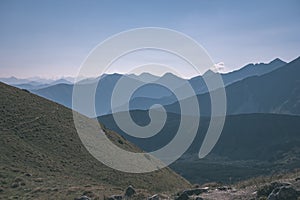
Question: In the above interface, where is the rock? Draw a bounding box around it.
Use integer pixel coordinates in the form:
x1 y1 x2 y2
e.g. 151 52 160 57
22 89 30 93
195 197 203 200
125 185 135 197
74 195 91 200
24 173 32 177
256 182 290 198
51 188 58 191
11 182 19 188
202 187 209 191
82 191 94 198
0 187 4 192
148 194 159 200
183 188 208 196
176 188 208 200
108 195 123 200
217 186 232 191
14 177 23 182
267 186 299 200
175 193 189 200
295 177 300 181
201 182 221 188
268 192 277 200
33 178 43 182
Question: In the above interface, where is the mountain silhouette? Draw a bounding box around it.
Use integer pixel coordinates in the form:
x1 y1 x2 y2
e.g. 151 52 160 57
27 58 289 116
166 57 300 116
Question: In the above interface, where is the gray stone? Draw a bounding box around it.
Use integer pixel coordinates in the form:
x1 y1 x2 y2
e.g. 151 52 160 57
74 195 91 200
183 188 208 196
24 173 32 177
175 193 189 200
11 182 19 188
195 197 203 200
125 185 135 197
267 186 299 200
108 195 123 200
257 182 290 198
267 193 277 200
148 194 159 200
217 186 232 191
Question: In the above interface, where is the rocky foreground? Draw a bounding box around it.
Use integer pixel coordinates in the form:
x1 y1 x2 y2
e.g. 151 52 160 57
73 171 300 200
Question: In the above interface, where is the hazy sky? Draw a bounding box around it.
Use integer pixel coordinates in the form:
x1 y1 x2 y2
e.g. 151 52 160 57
0 0 300 78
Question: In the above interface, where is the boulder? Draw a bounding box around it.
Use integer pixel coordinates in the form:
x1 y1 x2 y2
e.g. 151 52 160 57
256 182 290 198
267 186 299 200
175 193 189 200
217 186 232 191
125 185 135 197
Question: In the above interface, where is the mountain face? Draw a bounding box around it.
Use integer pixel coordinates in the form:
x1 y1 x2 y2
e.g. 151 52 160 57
99 111 300 184
221 58 286 85
0 82 189 199
0 76 72 86
171 113 300 184
31 73 185 116
28 58 288 116
165 57 300 116
224 57 300 115
175 58 287 95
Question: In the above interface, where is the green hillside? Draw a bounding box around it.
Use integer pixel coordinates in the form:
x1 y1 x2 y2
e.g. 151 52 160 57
0 82 189 199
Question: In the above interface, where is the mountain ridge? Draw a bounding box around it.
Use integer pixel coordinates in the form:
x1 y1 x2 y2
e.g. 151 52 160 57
165 56 300 116
24 57 289 116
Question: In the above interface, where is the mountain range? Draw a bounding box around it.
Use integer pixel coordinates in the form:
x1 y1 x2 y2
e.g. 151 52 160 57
95 57 300 183
165 56 300 116
1 56 300 198
3 58 292 117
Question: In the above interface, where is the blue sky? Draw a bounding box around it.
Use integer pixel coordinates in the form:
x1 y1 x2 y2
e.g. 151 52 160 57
0 0 300 78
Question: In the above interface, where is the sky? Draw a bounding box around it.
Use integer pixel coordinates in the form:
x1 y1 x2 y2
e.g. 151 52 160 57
0 0 300 78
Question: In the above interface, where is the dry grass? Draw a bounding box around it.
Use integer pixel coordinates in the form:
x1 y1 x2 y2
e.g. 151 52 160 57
0 82 190 199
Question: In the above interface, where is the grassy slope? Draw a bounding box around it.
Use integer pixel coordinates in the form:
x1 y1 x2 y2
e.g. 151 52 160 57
0 82 189 199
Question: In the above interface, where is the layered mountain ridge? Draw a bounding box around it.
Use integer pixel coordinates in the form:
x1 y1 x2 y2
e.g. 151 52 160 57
3 58 291 117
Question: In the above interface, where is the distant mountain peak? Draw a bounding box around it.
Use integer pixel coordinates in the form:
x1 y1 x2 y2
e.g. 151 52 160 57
139 72 156 76
161 72 180 78
203 69 216 77
269 58 286 65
